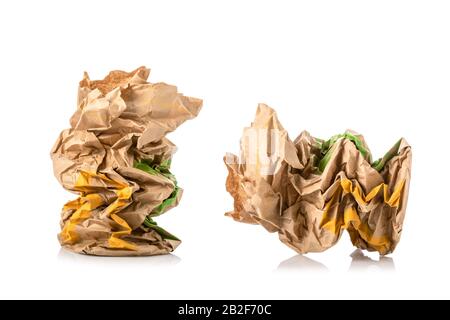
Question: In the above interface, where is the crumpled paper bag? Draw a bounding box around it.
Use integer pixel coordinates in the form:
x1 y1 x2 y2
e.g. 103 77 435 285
51 66 202 256
224 104 411 255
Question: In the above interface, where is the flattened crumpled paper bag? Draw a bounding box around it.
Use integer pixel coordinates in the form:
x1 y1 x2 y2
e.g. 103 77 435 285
224 104 411 255
51 66 202 256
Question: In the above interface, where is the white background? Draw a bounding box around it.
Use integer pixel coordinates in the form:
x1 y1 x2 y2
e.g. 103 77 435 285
0 0 449 299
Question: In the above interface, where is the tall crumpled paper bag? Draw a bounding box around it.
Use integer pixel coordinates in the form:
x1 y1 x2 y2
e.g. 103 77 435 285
51 66 202 256
224 104 411 255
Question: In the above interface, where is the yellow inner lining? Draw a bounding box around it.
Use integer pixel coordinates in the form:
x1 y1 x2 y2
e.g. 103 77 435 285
60 171 137 251
320 178 405 254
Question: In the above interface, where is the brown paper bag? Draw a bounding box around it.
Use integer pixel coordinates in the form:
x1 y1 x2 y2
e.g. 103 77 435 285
51 67 202 256
225 104 411 255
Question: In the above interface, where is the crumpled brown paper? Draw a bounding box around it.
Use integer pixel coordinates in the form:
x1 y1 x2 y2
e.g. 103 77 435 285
224 104 411 255
51 66 202 256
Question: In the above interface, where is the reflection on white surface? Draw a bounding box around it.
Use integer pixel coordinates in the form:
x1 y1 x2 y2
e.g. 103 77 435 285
348 249 395 272
57 248 181 266
277 254 328 272
277 249 396 272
